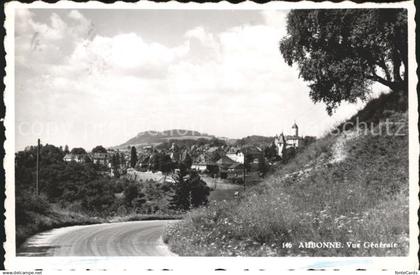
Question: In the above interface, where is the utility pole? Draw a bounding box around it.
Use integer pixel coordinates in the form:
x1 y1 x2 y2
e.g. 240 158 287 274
243 162 246 191
35 138 40 196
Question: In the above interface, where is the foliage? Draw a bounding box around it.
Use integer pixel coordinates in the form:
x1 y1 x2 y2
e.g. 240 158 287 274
80 178 117 215
257 155 269 175
130 146 138 168
280 9 407 114
235 135 274 147
123 182 146 209
208 138 226 147
182 153 193 171
91 145 107 154
70 147 87 155
148 152 172 173
264 143 278 160
170 170 210 210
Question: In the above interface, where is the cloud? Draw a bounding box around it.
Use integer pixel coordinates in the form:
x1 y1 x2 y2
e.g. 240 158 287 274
15 9 365 150
68 10 84 21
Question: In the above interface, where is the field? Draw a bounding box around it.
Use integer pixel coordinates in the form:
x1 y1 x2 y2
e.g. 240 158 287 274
201 175 243 202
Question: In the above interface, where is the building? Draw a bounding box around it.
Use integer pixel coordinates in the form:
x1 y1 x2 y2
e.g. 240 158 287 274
191 153 214 173
91 152 109 166
63 153 87 163
274 122 314 158
191 162 207 172
226 151 244 164
216 155 239 179
126 169 176 184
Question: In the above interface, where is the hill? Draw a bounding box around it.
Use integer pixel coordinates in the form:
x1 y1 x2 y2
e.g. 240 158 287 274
164 90 409 256
116 129 215 148
234 135 274 147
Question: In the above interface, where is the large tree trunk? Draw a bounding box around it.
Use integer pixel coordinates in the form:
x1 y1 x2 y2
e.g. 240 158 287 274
389 81 408 94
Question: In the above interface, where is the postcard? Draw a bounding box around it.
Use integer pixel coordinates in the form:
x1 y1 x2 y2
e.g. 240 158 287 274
2 0 418 273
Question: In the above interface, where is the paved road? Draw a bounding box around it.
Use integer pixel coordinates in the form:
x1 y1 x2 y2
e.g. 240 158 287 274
17 220 177 256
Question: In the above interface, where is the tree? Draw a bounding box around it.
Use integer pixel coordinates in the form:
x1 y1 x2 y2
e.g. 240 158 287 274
70 147 87 155
244 153 252 172
123 182 146 209
130 146 138 168
258 155 269 176
149 152 160 172
189 171 210 208
64 145 70 154
80 178 115 215
110 154 120 178
264 143 278 160
123 182 139 204
159 153 173 174
92 145 107 154
280 9 407 115
182 153 193 170
170 170 210 210
111 154 119 168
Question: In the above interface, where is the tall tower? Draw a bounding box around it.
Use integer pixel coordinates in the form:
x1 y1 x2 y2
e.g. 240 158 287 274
292 122 299 137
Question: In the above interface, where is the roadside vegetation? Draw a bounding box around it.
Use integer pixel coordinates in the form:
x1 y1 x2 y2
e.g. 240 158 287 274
164 90 409 256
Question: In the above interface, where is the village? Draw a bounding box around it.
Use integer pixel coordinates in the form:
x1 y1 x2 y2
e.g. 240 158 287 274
61 123 316 187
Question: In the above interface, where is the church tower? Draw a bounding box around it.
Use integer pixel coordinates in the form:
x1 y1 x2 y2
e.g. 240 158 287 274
292 122 299 137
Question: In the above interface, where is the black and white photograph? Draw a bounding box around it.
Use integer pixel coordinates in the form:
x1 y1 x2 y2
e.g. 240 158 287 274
3 1 418 272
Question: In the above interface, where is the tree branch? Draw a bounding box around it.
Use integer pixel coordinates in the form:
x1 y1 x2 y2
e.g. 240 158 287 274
366 72 393 88
375 57 392 82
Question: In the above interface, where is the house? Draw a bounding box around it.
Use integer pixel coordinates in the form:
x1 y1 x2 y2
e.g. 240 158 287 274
226 151 244 164
91 152 109 166
63 153 87 163
241 145 264 160
126 170 176 184
216 155 239 179
192 153 218 174
191 162 207 172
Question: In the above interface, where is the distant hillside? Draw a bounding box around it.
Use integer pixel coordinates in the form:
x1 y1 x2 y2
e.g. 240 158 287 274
116 129 215 148
235 135 274 147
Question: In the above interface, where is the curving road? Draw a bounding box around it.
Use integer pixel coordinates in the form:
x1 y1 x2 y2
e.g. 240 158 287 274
17 220 177 256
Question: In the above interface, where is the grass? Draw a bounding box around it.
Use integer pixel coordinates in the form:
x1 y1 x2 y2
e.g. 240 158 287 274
208 188 241 202
16 203 183 251
164 91 409 256
110 213 184 222
16 205 103 249
201 175 243 202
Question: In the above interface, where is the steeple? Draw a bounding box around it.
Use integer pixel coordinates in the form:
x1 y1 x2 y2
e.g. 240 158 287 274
292 122 298 137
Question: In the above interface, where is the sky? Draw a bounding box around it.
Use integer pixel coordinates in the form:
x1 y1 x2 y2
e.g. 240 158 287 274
14 8 382 151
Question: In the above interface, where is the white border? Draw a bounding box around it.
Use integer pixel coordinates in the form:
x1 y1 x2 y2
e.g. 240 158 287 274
3 0 418 271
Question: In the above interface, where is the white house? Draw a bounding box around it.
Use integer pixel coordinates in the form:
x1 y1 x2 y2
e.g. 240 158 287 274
63 153 86 163
226 152 244 164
